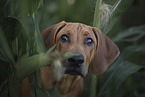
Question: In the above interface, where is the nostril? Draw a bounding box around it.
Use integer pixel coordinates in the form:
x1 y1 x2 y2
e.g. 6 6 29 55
77 59 84 64
68 55 84 66
68 58 75 64
77 55 84 64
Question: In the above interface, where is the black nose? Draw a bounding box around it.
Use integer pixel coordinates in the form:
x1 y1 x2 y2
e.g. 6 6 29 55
68 54 84 66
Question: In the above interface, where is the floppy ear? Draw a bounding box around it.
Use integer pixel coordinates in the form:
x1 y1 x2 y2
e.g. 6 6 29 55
41 21 67 50
91 27 120 75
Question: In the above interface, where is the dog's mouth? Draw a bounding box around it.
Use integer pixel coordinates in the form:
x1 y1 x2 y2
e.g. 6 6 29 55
65 65 86 77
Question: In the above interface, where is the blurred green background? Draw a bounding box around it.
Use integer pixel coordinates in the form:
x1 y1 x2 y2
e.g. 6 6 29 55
0 0 145 97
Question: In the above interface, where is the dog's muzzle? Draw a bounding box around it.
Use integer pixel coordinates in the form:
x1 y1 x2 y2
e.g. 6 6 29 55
65 54 86 77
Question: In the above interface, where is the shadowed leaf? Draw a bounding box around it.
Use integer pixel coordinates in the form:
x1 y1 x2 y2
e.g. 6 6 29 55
113 25 145 42
0 28 15 65
48 86 61 97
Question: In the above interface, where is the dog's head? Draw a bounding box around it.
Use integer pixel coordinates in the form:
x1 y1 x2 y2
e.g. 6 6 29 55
41 21 120 77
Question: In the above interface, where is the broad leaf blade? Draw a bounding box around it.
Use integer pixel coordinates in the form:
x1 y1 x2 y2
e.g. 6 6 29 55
97 44 145 97
0 51 8 62
113 25 145 42
5 0 43 17
34 1 45 53
4 0 44 55
97 61 144 97
18 16 35 55
106 61 143 97
0 17 24 42
0 28 15 65
0 81 9 97
0 17 28 57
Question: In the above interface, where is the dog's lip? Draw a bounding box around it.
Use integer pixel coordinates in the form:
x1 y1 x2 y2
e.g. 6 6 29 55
65 67 85 77
65 71 85 77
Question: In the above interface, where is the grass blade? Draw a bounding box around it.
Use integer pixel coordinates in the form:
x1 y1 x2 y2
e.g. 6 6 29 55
90 0 102 97
0 28 15 65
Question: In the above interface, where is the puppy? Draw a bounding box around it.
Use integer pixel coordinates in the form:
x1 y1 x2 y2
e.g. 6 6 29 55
40 21 120 97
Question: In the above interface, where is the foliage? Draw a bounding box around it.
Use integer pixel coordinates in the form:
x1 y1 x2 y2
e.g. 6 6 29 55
0 0 79 97
90 0 144 97
0 0 145 97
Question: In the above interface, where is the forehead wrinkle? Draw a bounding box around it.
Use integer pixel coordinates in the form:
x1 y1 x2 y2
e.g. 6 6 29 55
83 31 90 36
76 24 83 32
66 30 71 35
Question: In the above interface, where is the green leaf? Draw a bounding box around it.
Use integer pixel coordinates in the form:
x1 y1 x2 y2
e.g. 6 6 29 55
34 0 43 23
35 86 61 97
107 61 143 97
18 16 36 55
46 45 56 54
0 17 28 57
17 0 44 55
0 80 9 97
34 0 45 53
0 28 15 65
35 86 51 97
113 25 145 42
5 0 44 55
112 0 134 16
48 86 61 97
97 44 145 97
0 51 8 62
16 27 28 57
114 44 145 65
97 61 144 97
0 17 24 42
64 52 80 59
5 0 43 17
9 75 20 97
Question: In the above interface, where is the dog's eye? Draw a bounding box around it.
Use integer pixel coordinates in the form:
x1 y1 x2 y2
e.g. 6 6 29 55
85 37 94 46
60 34 69 43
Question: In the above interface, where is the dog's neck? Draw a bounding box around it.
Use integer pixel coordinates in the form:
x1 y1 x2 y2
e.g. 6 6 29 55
57 75 81 94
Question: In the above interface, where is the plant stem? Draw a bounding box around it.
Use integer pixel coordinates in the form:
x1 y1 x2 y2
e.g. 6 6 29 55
90 0 102 97
15 53 52 80
36 69 42 88
10 0 15 16
93 0 102 28
89 73 98 97
9 75 19 97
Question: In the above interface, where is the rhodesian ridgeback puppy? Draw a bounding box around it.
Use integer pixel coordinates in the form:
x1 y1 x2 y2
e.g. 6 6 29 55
20 21 120 97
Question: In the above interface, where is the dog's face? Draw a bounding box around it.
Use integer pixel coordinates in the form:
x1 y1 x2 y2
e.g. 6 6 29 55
42 21 119 78
55 23 97 77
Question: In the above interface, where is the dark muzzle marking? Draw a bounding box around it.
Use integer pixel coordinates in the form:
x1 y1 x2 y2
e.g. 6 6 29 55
65 54 85 77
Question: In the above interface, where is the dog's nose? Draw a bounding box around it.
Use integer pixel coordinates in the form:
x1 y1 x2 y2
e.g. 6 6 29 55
68 55 84 66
